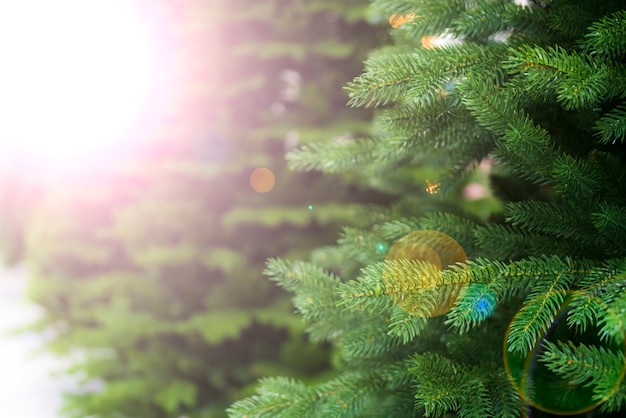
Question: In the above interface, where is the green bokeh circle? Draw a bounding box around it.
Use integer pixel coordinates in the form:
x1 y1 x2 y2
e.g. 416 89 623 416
504 293 626 415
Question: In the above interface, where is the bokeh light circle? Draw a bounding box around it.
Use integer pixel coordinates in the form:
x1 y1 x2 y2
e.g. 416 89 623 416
383 230 468 317
249 168 276 193
375 242 389 254
463 283 497 322
503 293 626 415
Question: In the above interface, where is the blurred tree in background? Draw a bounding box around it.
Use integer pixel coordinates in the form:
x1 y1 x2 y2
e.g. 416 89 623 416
0 1 391 417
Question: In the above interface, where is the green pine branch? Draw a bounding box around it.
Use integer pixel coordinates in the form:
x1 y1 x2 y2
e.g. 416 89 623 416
505 45 610 110
540 340 625 404
409 353 518 418
226 377 318 418
582 9 626 60
347 43 506 109
594 103 626 144
371 0 466 38
449 1 533 40
286 136 408 173
505 200 587 238
228 367 411 418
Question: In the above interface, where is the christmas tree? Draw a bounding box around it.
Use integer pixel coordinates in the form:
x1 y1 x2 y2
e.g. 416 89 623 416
229 0 626 417
0 1 388 417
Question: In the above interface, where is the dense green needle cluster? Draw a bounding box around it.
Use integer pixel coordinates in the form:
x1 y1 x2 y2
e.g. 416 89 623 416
230 1 626 417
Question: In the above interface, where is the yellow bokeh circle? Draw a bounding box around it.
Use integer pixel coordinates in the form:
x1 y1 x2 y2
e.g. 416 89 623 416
383 230 468 317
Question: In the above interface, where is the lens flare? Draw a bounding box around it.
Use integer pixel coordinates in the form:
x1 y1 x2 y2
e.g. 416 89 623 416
462 283 496 322
0 0 157 171
504 293 626 415
383 230 469 317
375 242 389 254
250 168 276 193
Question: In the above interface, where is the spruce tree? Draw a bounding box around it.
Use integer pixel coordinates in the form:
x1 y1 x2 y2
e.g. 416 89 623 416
229 1 626 417
0 2 386 417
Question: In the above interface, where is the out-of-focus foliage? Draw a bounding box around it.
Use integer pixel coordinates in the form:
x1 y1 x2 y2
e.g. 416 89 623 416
0 1 390 417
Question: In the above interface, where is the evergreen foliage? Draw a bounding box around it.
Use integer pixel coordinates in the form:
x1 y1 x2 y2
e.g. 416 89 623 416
230 0 626 417
0 2 387 417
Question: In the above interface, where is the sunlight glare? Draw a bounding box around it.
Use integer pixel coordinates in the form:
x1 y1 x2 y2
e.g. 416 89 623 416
0 0 157 170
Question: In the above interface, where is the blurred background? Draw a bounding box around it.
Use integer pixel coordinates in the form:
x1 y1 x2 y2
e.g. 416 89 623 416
0 1 392 417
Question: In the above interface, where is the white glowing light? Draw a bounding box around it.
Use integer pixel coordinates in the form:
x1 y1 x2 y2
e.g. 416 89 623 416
0 0 156 168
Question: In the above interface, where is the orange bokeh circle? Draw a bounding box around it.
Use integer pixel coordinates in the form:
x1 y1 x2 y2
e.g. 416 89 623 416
249 168 275 193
